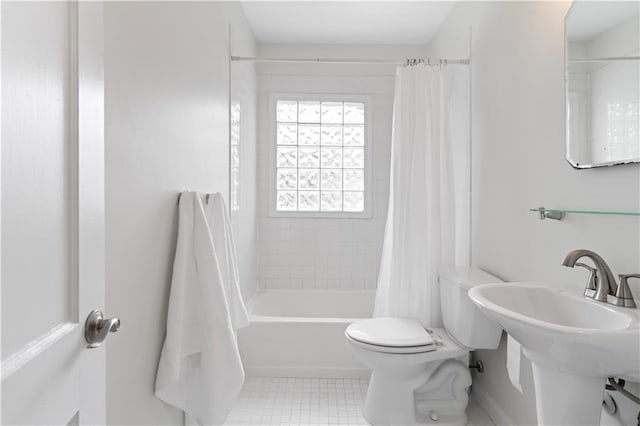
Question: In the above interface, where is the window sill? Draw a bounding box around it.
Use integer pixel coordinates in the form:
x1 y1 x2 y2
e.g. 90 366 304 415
268 211 373 219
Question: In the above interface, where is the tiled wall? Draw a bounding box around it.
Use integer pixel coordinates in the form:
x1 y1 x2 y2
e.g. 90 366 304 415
255 45 428 291
256 216 384 290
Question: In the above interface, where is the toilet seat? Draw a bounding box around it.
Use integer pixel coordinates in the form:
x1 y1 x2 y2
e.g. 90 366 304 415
346 318 437 354
346 334 437 354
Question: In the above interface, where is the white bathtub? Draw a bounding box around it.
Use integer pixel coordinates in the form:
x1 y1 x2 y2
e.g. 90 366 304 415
238 289 375 378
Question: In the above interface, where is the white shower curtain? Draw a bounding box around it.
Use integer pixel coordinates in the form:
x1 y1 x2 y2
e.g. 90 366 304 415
374 63 469 328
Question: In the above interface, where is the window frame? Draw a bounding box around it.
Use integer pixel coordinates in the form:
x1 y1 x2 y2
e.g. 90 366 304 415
268 93 373 219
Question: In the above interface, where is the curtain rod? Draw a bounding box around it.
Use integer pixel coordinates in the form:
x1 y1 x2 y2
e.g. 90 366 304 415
568 56 640 63
230 55 470 65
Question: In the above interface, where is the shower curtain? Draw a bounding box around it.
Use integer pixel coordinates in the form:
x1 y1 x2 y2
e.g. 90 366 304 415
374 63 469 328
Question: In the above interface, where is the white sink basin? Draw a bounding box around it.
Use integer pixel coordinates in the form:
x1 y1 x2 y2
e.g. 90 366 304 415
469 282 639 379
469 282 640 426
476 285 632 328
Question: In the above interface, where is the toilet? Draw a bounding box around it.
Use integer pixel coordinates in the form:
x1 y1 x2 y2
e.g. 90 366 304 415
345 268 503 425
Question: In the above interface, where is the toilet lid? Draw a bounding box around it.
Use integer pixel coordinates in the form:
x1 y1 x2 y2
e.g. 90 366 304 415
346 318 435 347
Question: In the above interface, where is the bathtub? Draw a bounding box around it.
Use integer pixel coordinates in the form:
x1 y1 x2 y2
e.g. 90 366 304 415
238 289 375 378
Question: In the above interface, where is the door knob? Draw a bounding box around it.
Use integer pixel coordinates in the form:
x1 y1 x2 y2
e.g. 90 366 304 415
84 310 120 348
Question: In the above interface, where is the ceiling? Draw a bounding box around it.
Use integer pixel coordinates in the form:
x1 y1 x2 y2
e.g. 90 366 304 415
240 2 455 45
566 1 639 42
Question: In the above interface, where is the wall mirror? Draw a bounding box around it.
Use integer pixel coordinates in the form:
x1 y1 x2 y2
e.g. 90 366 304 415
565 1 639 168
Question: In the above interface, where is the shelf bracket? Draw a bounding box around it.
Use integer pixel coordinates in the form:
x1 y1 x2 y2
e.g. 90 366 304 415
531 207 565 221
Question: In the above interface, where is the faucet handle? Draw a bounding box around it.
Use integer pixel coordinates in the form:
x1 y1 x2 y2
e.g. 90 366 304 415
575 262 598 297
610 274 638 308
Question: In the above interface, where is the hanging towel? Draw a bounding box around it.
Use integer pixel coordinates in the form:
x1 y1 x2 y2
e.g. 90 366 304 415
155 191 249 425
203 193 249 330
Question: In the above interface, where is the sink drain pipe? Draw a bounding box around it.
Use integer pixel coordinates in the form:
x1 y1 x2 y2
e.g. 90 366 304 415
607 378 640 405
606 378 640 426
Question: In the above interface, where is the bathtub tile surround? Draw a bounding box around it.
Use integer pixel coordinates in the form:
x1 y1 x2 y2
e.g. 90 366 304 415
255 45 429 292
256 217 383 291
225 377 496 426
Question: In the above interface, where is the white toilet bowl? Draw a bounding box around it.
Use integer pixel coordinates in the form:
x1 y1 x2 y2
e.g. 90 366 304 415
346 268 503 425
346 320 470 425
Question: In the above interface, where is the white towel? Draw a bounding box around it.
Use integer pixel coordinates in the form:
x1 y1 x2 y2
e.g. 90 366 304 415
155 191 249 425
203 193 250 331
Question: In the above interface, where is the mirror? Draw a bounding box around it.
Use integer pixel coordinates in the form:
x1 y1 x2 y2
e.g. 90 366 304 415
565 1 639 168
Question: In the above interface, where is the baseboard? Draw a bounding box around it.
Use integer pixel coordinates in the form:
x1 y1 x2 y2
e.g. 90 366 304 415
471 383 517 426
245 366 371 379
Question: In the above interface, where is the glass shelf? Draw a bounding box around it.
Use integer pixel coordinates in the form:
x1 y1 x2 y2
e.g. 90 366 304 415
530 207 640 221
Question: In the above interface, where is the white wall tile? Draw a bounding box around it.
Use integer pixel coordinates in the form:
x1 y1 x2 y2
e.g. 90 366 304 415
252 45 433 291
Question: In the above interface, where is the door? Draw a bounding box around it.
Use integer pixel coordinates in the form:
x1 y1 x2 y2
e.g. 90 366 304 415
1 1 107 424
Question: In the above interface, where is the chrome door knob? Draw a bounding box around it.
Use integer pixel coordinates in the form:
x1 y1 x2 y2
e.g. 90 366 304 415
84 310 120 348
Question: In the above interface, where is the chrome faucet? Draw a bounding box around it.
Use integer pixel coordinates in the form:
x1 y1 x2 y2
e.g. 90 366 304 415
562 249 617 303
561 249 637 308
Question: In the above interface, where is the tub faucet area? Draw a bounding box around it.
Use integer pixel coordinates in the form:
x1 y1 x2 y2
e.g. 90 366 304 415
562 249 637 308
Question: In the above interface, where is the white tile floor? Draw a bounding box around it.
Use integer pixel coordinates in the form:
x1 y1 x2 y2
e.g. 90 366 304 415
225 377 496 426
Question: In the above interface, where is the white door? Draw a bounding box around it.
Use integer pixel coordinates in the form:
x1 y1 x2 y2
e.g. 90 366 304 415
1 1 107 424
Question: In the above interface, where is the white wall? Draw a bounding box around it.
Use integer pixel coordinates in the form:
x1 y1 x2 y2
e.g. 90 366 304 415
255 45 427 291
104 2 256 424
427 2 640 425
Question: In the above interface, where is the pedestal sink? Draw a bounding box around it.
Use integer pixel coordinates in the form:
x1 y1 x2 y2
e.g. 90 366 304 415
468 282 640 426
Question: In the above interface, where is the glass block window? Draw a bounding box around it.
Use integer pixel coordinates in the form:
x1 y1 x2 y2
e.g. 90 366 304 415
230 101 241 212
275 99 366 214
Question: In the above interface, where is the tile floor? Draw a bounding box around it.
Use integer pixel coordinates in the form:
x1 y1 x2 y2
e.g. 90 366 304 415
225 377 496 426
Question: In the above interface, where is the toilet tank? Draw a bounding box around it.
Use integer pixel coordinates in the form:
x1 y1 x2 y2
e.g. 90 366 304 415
439 267 503 350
